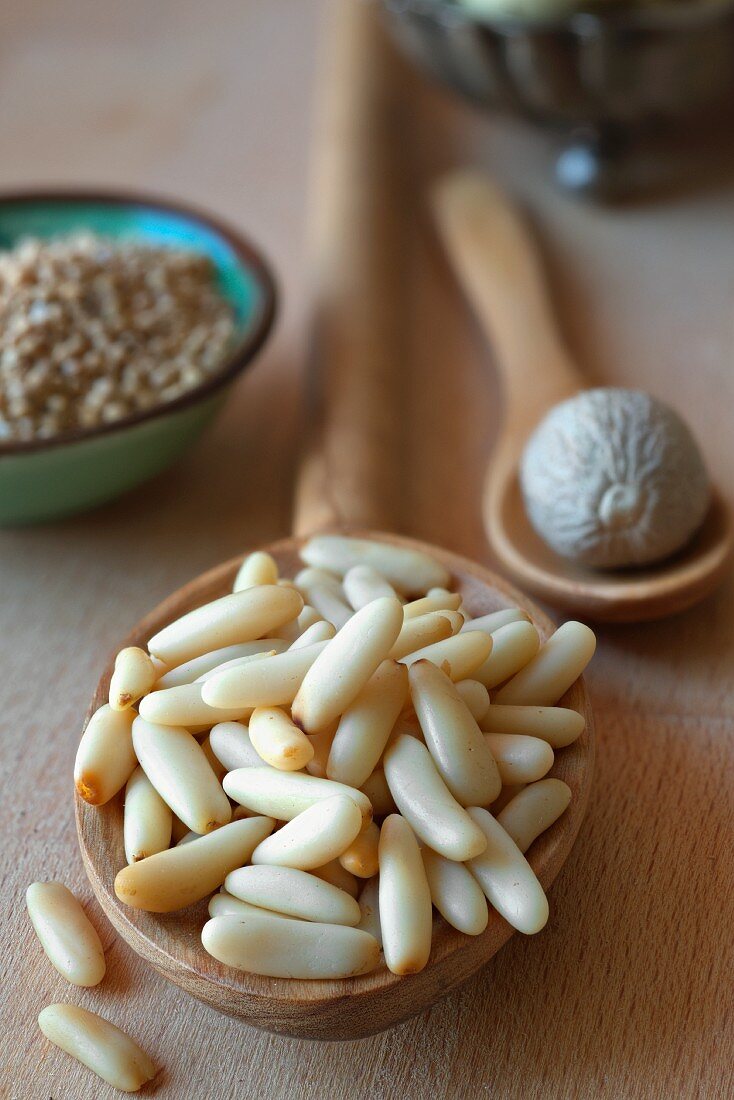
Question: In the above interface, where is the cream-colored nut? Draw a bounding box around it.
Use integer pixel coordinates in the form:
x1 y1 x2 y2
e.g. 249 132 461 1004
343 564 399 610
148 585 302 667
490 783 526 814
114 816 273 912
409 660 501 806
472 621 541 690
455 679 490 723
466 807 549 935
194 649 274 684
400 631 492 682
494 621 596 706
292 596 404 734
496 778 572 853
232 550 278 591
273 604 323 644
402 591 462 620
249 706 314 771
224 766 372 828
461 608 530 635
201 640 329 709
132 717 231 835
225 865 361 925
356 876 382 946
26 883 105 987
301 535 450 595
338 821 380 878
483 733 555 785
388 610 460 661
294 567 353 629
327 659 408 788
38 1004 157 1093
305 722 338 778
378 815 432 975
138 681 249 727
289 620 336 649
383 734 487 860
74 704 137 806
481 704 585 748
359 768 397 817
208 891 292 920
202 912 381 979
123 766 172 864
250 794 362 869
201 735 227 781
155 640 287 689
210 721 264 771
312 858 360 898
421 849 488 936
109 647 157 711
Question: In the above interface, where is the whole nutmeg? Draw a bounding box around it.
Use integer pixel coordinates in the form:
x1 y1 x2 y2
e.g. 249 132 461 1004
519 388 710 569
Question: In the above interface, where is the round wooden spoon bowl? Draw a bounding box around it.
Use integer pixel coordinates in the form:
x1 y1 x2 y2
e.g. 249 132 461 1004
76 531 595 1041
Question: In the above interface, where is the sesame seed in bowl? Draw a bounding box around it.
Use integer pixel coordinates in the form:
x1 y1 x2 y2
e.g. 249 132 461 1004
0 191 276 525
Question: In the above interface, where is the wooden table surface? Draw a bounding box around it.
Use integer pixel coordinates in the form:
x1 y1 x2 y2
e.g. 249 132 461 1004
2 3 733 1098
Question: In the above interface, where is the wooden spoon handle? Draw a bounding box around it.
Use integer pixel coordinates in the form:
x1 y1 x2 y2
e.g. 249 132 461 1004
293 0 407 538
432 172 583 441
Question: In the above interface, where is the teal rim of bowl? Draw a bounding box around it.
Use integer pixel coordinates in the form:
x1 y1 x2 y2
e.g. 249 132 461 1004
0 189 277 456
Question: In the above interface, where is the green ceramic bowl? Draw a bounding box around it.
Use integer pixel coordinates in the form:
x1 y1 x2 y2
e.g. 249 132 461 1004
0 191 276 525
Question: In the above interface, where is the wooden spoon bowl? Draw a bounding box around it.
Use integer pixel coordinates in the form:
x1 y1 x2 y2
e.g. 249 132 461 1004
433 173 733 623
76 531 594 1041
490 472 733 623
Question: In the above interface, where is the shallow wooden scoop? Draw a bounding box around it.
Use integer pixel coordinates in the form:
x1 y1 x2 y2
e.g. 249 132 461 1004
75 3 594 1041
76 533 594 1040
433 172 733 623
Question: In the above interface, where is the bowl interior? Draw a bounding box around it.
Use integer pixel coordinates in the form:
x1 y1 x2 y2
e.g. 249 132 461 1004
0 194 269 345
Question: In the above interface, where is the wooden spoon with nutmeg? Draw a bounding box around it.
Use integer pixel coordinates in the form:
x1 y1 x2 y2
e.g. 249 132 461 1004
433 173 732 623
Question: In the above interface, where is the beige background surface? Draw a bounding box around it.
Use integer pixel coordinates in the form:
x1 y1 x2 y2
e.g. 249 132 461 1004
1 2 733 1098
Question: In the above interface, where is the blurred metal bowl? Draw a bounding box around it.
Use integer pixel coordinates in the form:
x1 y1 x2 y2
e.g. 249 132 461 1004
381 0 734 191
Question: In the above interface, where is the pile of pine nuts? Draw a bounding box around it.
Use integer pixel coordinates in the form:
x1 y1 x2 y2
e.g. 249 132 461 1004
30 535 595 1090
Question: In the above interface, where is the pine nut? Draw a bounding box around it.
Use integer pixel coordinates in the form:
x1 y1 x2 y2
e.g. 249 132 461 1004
225 865 361 925
496 778 572 853
109 647 157 711
292 596 403 734
378 815 432 975
114 816 273 912
482 704 585 748
132 717 231 834
421 849 488 936
301 535 450 595
494 621 596 706
202 912 380 979
483 733 555 785
409 660 501 806
466 807 549 935
327 659 408 788
123 766 172 864
383 734 487 861
74 704 137 806
26 883 105 987
148 584 302 666
38 1004 157 1093
250 795 362 870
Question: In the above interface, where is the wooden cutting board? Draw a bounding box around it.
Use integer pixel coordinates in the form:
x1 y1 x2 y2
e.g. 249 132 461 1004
2 1 733 1097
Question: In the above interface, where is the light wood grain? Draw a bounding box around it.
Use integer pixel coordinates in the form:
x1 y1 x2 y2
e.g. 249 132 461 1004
2 0 734 1097
294 0 408 535
77 532 593 1040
